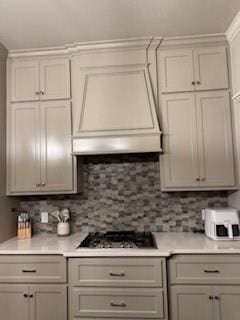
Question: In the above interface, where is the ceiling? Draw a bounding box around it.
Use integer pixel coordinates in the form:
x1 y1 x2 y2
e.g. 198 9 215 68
0 0 240 50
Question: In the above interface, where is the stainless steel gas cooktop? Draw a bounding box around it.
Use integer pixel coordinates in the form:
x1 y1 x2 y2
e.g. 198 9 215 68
77 231 157 249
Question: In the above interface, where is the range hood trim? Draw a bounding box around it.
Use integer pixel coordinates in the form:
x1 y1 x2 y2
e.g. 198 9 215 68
72 133 162 155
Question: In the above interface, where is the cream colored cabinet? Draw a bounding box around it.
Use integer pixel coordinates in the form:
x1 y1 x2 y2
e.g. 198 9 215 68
171 285 240 320
0 285 29 320
10 60 39 102
212 286 240 320
29 285 67 320
10 58 70 102
170 286 213 320
169 255 240 320
196 91 235 187
161 93 199 188
69 258 168 320
8 101 76 195
9 103 41 193
159 46 229 93
159 49 195 93
161 91 235 190
0 285 66 320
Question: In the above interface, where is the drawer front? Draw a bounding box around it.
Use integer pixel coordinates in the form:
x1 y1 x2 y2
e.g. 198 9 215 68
0 255 66 283
71 288 165 318
69 258 164 287
169 255 240 284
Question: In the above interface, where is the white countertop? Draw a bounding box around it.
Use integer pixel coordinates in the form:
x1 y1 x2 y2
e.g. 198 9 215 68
1 232 240 257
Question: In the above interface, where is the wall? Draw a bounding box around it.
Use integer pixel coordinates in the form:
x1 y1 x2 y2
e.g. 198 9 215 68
20 154 228 234
0 42 18 243
227 10 240 209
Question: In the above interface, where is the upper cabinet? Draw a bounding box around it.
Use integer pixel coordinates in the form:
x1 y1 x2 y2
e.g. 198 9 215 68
159 46 229 93
7 100 77 195
160 91 235 190
10 58 70 102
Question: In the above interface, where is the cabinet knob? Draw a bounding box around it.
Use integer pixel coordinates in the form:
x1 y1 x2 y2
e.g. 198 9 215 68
35 91 40 95
41 182 46 187
191 81 196 85
214 296 220 300
196 81 201 85
40 90 45 95
36 183 41 187
196 178 200 181
201 178 206 181
23 294 28 298
29 294 34 298
208 296 213 300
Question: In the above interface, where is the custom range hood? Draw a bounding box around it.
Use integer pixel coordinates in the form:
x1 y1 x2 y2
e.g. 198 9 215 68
70 37 162 155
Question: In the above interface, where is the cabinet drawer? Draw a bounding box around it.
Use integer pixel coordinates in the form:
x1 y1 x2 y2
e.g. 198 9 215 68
169 255 240 284
71 287 165 318
69 258 164 287
0 255 66 283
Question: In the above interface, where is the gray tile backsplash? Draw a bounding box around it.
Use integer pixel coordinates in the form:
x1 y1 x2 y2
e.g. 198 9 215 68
20 154 228 234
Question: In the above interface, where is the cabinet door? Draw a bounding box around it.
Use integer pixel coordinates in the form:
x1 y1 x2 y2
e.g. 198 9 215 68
11 60 40 101
29 285 67 320
39 59 70 100
196 91 235 187
194 46 229 91
159 49 195 93
40 101 73 191
170 285 213 320
9 103 41 193
161 93 200 188
213 286 240 320
0 285 29 320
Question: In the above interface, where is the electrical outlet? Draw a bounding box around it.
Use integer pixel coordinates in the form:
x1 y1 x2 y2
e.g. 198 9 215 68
41 212 48 223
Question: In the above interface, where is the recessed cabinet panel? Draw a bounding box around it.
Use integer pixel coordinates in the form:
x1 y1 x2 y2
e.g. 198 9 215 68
40 101 73 191
74 66 158 136
29 285 67 320
0 285 29 320
194 47 229 91
9 103 41 192
170 286 213 320
196 91 235 187
159 49 195 93
11 61 39 101
161 93 199 187
213 286 240 320
40 59 70 100
72 287 164 318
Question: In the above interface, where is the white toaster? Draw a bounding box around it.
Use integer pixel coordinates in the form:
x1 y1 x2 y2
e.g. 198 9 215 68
202 207 240 240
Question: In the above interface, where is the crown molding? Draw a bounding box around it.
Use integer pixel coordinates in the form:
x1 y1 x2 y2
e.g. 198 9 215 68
0 42 7 60
8 37 153 58
160 33 227 48
226 9 240 43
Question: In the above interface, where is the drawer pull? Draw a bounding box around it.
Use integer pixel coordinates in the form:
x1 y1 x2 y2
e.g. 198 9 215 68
204 270 220 273
109 271 125 277
22 269 37 273
110 301 126 307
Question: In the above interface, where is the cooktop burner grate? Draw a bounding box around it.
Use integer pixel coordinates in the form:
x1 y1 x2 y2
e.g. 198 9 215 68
77 231 156 249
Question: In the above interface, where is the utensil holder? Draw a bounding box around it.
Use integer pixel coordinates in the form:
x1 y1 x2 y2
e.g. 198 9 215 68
57 222 70 236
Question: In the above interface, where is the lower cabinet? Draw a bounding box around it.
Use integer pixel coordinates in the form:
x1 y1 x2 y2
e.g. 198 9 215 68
169 255 240 320
0 284 67 320
171 285 240 320
69 258 168 320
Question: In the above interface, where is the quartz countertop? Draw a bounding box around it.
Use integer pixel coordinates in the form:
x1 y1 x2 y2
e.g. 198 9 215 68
1 232 240 257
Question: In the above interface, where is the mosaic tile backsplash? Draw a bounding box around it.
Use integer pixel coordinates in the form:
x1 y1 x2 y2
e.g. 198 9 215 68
20 154 228 234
